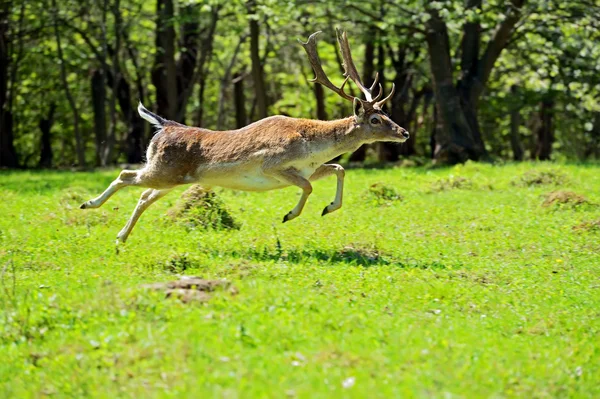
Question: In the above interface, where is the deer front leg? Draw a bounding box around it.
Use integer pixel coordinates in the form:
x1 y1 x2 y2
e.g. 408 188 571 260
266 168 313 223
116 188 172 244
309 164 345 216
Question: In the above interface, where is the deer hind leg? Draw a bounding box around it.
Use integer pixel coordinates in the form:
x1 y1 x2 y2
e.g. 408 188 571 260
266 168 313 223
80 169 140 209
309 164 345 217
116 188 172 244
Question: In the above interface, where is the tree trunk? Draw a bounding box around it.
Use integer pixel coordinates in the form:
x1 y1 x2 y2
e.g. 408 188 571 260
178 5 219 124
377 40 398 161
510 108 524 161
176 3 199 119
585 113 600 159
102 68 144 164
116 76 144 164
430 104 441 159
534 96 554 160
52 0 85 167
0 4 18 168
195 67 214 127
103 0 121 165
217 36 247 129
313 83 327 120
152 0 177 120
398 90 425 158
425 10 478 164
38 103 55 168
247 0 267 120
123 29 147 149
91 69 107 165
125 119 144 163
233 71 247 129
425 0 526 164
389 44 418 159
509 86 524 161
362 27 376 88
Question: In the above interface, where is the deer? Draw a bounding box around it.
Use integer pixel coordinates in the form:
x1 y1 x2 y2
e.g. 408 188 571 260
80 29 409 244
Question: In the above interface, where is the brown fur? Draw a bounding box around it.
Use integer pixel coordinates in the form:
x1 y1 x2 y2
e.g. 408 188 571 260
141 116 357 187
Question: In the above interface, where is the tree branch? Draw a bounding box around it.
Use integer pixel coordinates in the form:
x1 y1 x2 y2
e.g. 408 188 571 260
472 0 527 100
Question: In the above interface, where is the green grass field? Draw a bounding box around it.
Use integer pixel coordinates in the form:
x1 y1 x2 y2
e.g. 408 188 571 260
1 162 599 398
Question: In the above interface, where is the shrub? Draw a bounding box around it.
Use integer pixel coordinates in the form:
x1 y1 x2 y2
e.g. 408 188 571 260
168 185 240 230
364 183 403 206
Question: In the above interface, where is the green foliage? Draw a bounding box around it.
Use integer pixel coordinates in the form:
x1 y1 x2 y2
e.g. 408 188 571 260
1 163 599 396
4 0 599 167
364 182 403 206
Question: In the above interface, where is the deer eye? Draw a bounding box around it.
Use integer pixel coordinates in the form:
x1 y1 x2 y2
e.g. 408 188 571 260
370 116 381 125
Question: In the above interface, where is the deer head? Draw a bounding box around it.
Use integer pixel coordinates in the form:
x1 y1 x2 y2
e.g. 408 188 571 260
299 29 409 143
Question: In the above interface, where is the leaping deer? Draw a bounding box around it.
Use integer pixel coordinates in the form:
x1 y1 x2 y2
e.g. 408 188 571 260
80 29 409 243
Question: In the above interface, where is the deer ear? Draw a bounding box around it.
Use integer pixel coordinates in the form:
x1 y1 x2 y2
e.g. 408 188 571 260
353 98 364 118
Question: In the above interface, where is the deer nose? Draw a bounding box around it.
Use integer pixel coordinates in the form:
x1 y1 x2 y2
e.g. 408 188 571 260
401 129 409 139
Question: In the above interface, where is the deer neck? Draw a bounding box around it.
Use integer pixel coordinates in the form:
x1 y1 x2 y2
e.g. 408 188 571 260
306 117 365 160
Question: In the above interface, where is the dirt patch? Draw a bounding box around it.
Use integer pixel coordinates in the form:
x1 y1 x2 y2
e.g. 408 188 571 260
168 185 239 230
512 170 567 187
430 176 473 192
573 219 600 232
142 276 238 303
364 183 403 206
542 191 593 209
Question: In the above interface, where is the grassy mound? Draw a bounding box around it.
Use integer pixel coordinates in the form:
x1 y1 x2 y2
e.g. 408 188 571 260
364 183 403 206
167 185 240 231
573 219 600 232
512 169 567 186
542 190 593 209
430 175 473 191
142 276 237 303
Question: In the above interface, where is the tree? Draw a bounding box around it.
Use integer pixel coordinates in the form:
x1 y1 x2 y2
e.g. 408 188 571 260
52 0 86 167
0 2 18 167
38 103 55 168
1 0 598 168
424 0 527 164
247 0 268 121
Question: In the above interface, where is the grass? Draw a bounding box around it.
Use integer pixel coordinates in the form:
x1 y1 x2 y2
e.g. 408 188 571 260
0 162 599 398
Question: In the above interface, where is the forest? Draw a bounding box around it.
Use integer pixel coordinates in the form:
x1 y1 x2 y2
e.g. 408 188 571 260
1 0 599 168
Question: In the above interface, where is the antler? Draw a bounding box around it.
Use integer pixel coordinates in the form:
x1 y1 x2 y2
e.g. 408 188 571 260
299 30 396 109
335 28 383 102
298 31 354 102
375 83 395 109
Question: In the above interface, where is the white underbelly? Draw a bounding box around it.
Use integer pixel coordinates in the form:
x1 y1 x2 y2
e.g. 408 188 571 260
205 174 287 192
197 161 319 192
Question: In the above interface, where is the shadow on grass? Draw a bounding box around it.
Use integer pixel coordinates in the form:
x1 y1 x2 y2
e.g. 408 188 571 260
203 245 451 269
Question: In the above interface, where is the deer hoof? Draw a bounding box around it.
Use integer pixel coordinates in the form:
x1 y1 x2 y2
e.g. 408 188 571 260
80 203 87 209
282 212 297 223
322 202 334 216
